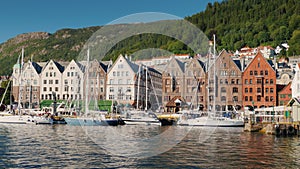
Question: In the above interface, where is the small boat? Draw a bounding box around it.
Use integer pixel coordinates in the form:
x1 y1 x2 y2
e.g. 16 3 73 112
177 114 244 127
122 110 161 125
0 111 32 124
64 110 121 126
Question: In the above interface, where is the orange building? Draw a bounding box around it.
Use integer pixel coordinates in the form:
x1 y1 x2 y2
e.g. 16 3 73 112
242 52 276 110
277 82 292 106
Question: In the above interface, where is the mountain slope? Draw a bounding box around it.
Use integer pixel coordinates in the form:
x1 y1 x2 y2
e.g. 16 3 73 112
185 0 300 54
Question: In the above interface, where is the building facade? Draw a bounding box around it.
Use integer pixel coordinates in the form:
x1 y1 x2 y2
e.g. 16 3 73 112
242 52 277 110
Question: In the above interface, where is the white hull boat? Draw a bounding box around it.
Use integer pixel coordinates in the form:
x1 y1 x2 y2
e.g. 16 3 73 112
178 115 244 127
122 110 161 126
0 112 32 124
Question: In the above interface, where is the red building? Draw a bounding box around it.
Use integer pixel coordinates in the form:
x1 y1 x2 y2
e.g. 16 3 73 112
277 82 292 106
242 52 277 110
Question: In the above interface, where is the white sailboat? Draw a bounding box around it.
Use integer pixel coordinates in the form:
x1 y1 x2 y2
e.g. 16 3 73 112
0 48 33 124
122 64 161 125
177 35 244 127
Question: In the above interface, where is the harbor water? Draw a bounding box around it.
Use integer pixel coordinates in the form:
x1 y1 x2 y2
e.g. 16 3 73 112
0 124 300 168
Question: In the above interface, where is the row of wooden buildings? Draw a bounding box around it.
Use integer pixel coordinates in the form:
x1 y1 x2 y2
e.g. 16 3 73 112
11 48 294 112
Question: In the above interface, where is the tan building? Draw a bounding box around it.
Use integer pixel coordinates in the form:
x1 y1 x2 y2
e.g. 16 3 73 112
184 57 206 110
211 50 243 111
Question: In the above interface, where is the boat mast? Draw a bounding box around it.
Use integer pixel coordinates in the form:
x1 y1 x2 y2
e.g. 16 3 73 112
85 48 90 117
145 65 148 111
18 48 24 115
213 34 216 113
136 65 141 110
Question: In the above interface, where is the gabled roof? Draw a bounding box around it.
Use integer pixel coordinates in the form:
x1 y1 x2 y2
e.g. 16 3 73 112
42 60 65 73
287 97 300 106
31 61 42 74
243 52 275 72
278 82 292 94
165 96 186 107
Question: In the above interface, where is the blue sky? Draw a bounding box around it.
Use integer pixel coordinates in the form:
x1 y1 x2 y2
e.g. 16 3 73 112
0 0 221 43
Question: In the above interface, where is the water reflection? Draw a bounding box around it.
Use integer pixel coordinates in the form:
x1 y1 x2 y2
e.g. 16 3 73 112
0 124 299 168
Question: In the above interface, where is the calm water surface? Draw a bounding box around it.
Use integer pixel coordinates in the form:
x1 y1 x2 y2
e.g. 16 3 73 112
0 124 299 168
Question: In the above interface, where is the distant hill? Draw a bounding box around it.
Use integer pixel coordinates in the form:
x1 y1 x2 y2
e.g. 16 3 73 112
1 0 299 75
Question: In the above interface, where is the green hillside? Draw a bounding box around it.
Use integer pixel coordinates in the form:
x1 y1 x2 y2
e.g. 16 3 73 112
186 0 300 55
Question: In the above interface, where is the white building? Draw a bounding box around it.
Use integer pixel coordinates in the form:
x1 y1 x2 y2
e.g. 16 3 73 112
40 60 64 101
106 54 162 110
291 63 300 99
12 60 42 108
61 59 84 101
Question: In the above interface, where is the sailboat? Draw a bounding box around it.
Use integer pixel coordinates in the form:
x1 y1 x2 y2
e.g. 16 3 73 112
64 49 120 126
177 35 244 127
121 64 161 125
0 48 33 124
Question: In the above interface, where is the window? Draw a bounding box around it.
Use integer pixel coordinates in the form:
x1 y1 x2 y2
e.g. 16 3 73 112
110 87 114 92
221 96 226 102
245 79 248 84
270 88 274 93
260 70 263 75
266 88 269 93
254 71 258 75
270 96 274 101
245 96 248 101
265 70 268 75
221 87 226 93
44 80 47 84
233 96 238 101
250 71 253 75
49 80 53 84
250 79 252 84
245 88 248 93
233 87 238 93
250 88 253 93
231 70 236 76
266 79 269 84
258 63 260 68
250 96 253 101
257 79 262 84
55 80 59 84
236 79 239 84
220 79 223 84
43 87 47 91
46 72 48 77
231 79 235 84
265 96 269 102
257 96 261 101
270 79 274 84
55 87 58 92
257 88 261 93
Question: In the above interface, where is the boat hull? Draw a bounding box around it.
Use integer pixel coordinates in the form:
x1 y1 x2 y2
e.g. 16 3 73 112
178 116 244 127
64 117 119 126
0 115 32 124
123 119 161 125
